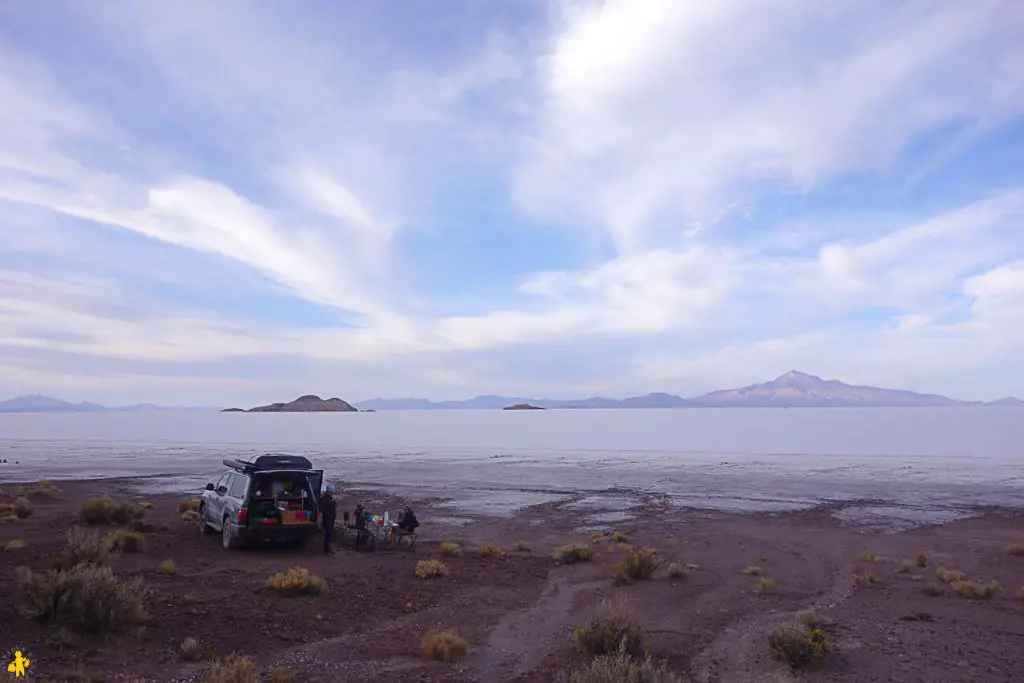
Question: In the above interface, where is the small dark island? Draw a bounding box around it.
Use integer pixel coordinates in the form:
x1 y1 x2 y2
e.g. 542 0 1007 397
503 403 546 411
221 395 358 413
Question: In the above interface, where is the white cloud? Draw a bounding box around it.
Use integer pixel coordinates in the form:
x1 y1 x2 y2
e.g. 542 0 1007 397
0 1 1023 403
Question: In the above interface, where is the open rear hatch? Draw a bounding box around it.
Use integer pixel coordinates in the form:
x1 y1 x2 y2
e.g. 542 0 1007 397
249 469 323 527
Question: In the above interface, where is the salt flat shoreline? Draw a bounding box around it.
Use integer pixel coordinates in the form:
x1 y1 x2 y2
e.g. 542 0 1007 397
1 477 1023 682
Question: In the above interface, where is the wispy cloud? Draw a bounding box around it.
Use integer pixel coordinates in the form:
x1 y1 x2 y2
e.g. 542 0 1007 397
0 0 1022 404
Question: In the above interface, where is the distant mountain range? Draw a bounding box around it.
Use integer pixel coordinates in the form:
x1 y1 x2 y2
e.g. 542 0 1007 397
355 371 1022 410
0 394 215 414
2 372 1021 413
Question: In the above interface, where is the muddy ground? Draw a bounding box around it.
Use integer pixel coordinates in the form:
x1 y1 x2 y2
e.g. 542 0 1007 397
1 479 1023 682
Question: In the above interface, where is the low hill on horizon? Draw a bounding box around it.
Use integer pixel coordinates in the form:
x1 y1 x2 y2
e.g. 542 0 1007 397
355 371 1020 410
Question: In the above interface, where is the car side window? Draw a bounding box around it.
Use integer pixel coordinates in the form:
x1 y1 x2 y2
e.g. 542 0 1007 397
215 472 230 492
228 474 248 499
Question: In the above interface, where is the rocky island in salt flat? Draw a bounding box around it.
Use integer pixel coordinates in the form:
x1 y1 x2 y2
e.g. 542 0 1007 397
221 395 358 413
502 403 546 410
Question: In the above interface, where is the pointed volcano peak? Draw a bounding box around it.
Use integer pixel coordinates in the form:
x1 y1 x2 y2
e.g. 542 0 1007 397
775 370 819 381
764 370 828 390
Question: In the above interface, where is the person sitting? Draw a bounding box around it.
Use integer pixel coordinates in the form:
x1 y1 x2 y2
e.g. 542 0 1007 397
353 503 369 547
398 506 419 534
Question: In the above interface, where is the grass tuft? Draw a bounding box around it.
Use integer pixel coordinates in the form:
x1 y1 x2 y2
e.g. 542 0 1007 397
178 499 201 513
514 540 531 552
478 544 504 558
1004 542 1024 556
951 579 999 600
157 559 179 575
916 552 928 567
756 578 777 593
268 667 295 683
795 609 827 627
12 496 33 518
181 509 201 522
200 654 258 683
767 622 831 671
666 563 685 579
265 567 326 596
568 649 684 683
421 629 469 662
743 565 763 575
573 598 646 657
860 550 877 563
898 558 916 574
105 530 148 553
1 538 27 551
554 543 596 565
855 571 876 587
936 567 967 584
415 559 450 579
439 541 461 557
612 547 660 585
610 532 630 543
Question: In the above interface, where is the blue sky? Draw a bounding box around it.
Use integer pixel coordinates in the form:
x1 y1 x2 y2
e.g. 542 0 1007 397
1 0 1023 406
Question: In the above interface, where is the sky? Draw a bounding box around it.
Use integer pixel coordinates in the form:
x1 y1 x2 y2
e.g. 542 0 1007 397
1 0 1023 406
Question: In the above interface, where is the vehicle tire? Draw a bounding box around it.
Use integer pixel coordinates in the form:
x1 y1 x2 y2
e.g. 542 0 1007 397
222 519 243 550
198 506 214 535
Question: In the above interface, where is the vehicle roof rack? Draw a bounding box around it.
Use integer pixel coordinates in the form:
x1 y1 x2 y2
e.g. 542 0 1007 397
222 454 314 473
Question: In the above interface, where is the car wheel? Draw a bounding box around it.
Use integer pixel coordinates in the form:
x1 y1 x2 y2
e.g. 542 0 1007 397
222 520 241 550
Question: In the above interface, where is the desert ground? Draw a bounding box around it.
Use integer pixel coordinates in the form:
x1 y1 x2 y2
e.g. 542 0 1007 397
1 478 1023 682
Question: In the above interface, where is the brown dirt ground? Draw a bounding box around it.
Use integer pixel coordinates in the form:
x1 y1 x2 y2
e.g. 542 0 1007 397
1 480 1023 682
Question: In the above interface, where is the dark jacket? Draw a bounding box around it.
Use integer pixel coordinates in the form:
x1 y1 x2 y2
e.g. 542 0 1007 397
354 506 367 530
400 509 419 532
319 494 337 521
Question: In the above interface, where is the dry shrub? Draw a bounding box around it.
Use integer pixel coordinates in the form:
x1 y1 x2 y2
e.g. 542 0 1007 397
33 480 58 498
54 527 115 570
610 532 630 543
267 667 295 683
555 543 596 565
795 609 826 627
922 582 944 597
952 580 999 599
17 563 148 633
180 636 203 661
916 552 928 567
47 627 81 651
613 547 661 585
936 567 966 584
1015 585 1024 599
79 497 140 525
757 578 777 593
479 544 504 558
200 654 258 683
514 540 531 552
589 532 604 542
265 567 325 596
105 530 147 553
157 559 179 575
178 499 202 513
1 538 27 550
421 629 469 662
136 501 154 509
1004 542 1024 556
415 559 450 579
860 550 877 563
666 563 685 579
573 599 646 657
181 510 201 522
128 517 157 533
743 565 762 575
439 541 461 557
767 622 831 670
13 496 33 518
854 571 876 587
898 559 916 574
568 648 683 683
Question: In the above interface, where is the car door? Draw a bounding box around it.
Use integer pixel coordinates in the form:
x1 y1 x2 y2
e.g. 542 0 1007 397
306 470 324 499
207 472 231 522
226 473 249 524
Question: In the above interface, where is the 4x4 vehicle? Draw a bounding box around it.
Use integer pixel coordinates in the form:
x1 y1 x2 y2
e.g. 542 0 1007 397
198 454 324 550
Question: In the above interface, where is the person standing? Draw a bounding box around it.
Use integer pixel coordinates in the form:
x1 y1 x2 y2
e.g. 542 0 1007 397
319 484 338 555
